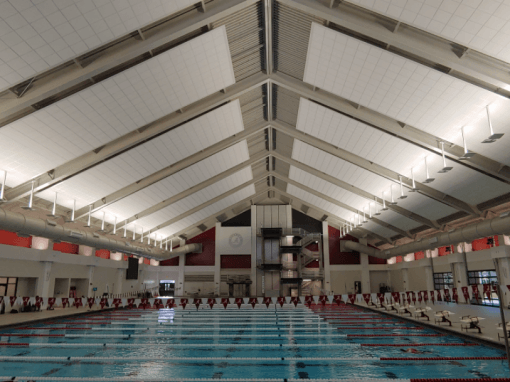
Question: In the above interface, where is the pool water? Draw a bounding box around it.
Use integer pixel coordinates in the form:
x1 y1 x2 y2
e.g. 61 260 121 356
0 303 508 381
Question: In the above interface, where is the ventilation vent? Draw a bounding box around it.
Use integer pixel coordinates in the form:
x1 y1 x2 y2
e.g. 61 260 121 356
197 224 207 232
216 213 228 222
184 274 214 282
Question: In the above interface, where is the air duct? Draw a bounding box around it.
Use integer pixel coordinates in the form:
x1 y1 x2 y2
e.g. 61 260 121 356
0 207 200 261
343 214 510 260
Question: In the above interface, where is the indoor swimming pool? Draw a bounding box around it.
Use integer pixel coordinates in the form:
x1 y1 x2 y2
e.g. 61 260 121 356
0 304 508 381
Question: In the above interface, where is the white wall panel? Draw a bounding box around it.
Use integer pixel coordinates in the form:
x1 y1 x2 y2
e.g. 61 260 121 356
36 101 245 220
0 0 198 91
345 0 510 64
154 184 256 238
0 26 235 188
303 23 510 166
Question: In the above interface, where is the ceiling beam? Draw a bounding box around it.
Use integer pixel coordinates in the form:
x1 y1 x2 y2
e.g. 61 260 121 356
115 151 269 232
72 122 269 221
0 0 260 125
278 0 510 95
3 73 268 204
165 188 271 243
276 188 391 244
271 72 510 184
272 151 440 230
272 119 482 217
275 173 410 239
148 176 268 233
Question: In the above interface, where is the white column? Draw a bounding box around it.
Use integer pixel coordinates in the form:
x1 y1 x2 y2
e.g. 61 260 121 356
113 268 123 295
250 205 257 296
37 261 53 297
322 221 331 293
359 238 370 294
214 221 222 296
177 239 186 297
424 259 435 291
402 268 409 291
87 266 95 298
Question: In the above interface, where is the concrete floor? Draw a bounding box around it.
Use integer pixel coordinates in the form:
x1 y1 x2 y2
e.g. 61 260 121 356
360 301 510 347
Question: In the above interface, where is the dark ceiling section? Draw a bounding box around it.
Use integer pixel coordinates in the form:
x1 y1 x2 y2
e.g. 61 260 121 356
222 209 252 227
272 1 324 80
292 208 322 234
212 1 266 82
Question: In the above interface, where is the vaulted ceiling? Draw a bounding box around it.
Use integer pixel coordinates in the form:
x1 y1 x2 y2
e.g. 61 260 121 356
2 0 510 251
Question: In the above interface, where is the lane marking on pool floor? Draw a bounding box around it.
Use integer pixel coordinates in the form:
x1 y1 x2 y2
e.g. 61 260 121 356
0 377 412 381
0 356 377 361
23 343 360 348
61 333 349 338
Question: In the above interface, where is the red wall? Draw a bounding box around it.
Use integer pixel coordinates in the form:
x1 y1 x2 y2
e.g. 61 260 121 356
185 227 215 266
472 236 499 251
396 256 403 263
438 245 454 256
0 230 31 248
221 255 251 268
160 244 180 266
95 249 110 259
53 242 79 254
414 251 425 260
328 226 361 265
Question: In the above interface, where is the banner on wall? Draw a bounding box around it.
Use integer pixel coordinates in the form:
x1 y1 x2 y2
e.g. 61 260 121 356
461 286 469 302
471 285 480 303
483 284 491 300
452 288 458 303
216 227 252 255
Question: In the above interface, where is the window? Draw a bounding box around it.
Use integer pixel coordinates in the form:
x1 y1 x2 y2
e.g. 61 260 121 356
0 277 17 296
468 270 499 307
433 272 453 290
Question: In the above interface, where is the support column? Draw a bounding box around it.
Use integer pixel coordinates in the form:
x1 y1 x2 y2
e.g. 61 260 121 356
37 261 53 297
87 266 95 298
401 268 409 291
448 253 469 303
359 238 370 294
322 221 331 293
177 239 186 297
113 268 123 296
250 205 257 296
214 221 222 297
423 259 435 292
493 238 510 308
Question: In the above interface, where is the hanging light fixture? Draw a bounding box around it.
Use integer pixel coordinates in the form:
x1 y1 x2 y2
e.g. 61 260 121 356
362 207 368 223
21 181 36 211
147 230 151 245
132 225 136 241
398 176 407 200
438 142 453 173
409 168 418 192
482 105 504 143
381 192 388 211
165 239 168 251
140 227 144 243
170 239 173 252
368 203 373 219
98 211 106 232
111 216 117 235
64 199 76 222
47 192 58 217
84 205 92 228
423 157 435 183
459 126 475 160
0 170 6 202
357 211 362 227
123 221 127 238
389 184 397 205
374 197 381 215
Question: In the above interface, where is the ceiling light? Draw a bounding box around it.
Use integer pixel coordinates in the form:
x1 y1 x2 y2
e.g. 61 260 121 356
438 142 453 173
374 197 381 215
111 216 117 236
84 205 92 228
21 181 36 211
409 168 418 192
170 239 173 252
47 192 58 218
64 199 76 222
459 126 475 160
98 211 106 232
389 184 397 205
132 224 136 241
381 192 388 211
362 207 368 223
140 227 144 243
397 175 407 200
482 105 504 143
357 211 362 227
423 157 435 183
147 230 151 245
368 203 373 219
0 170 6 202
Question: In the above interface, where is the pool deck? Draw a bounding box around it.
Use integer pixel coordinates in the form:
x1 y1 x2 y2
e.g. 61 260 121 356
358 301 510 348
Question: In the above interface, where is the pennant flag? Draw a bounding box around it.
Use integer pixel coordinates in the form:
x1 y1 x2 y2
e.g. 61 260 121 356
317 295 326 306
34 296 42 308
257 297 264 305
221 298 229 309
483 284 491 300
429 291 434 304
443 288 451 302
277 297 285 307
422 291 428 303
9 296 17 306
153 298 162 308
411 291 417 303
127 298 135 309
417 291 423 303
215 298 222 305
271 297 277 305
180 298 188 309
391 292 400 304
347 294 356 304
304 296 313 307
235 298 243 309
166 299 175 308
507 285 510 292
285 296 291 305
291 296 299 307
193 298 201 310
376 293 384 305
22 297 30 306
333 295 342 306
99 298 107 309
461 286 469 302
249 297 257 309
264 297 271 308
208 298 215 309
111 298 121 308
141 298 149 310
362 293 371 305
72 297 82 308
61 297 69 308
202 298 208 305
47 297 56 309
243 298 250 305
327 295 334 303
452 288 458 303
312 295 319 304
436 290 442 302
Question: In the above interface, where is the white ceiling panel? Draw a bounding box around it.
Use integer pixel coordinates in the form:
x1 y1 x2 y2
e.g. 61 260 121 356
153 184 256 238
100 141 250 225
134 167 253 231
36 101 244 221
286 183 398 238
303 23 510 166
296 98 510 206
291 140 463 221
0 0 198 91
345 0 510 64
289 165 422 231
0 25 235 188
